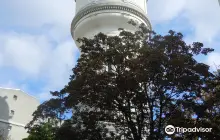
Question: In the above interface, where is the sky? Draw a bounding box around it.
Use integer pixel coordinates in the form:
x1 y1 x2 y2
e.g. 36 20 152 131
0 0 220 102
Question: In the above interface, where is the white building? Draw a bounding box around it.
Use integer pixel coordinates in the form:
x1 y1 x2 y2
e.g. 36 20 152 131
0 88 40 140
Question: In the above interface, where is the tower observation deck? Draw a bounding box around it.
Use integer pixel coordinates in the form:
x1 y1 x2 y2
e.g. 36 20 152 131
71 0 151 48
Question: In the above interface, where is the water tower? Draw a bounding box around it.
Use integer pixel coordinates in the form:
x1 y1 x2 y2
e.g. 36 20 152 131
71 0 151 48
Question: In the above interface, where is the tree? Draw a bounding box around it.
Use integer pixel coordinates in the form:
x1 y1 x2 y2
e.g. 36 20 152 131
23 122 57 140
0 128 4 140
0 128 12 140
26 91 68 129
27 22 219 139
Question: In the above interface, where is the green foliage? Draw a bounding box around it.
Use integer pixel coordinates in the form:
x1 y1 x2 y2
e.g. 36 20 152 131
26 91 68 130
0 128 11 140
23 122 57 140
27 22 220 140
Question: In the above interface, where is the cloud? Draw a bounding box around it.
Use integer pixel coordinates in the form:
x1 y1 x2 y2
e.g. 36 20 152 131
0 0 79 101
0 0 76 44
183 0 220 42
0 31 79 101
148 0 220 43
0 32 51 76
148 0 186 24
206 52 220 71
0 0 220 101
0 0 75 28
0 81 25 90
35 92 53 102
45 40 79 90
148 0 220 70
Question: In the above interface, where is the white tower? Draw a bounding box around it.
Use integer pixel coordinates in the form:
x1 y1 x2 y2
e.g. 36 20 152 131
71 0 151 48
71 1 151 138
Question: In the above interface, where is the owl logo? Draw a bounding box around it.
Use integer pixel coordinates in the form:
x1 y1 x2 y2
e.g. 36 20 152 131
165 125 175 135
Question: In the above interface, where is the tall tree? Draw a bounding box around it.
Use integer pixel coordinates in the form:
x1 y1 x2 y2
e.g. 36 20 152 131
63 22 215 139
27 22 218 139
26 91 69 129
23 122 57 140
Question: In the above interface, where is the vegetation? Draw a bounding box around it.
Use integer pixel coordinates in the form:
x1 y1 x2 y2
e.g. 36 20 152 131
23 122 57 140
25 22 220 140
0 128 11 140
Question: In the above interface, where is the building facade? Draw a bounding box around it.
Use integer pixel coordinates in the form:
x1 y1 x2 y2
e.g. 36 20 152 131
0 88 40 140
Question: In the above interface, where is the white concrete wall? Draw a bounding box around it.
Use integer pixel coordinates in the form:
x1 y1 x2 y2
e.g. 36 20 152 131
0 88 40 140
76 0 147 13
72 0 150 48
73 10 149 48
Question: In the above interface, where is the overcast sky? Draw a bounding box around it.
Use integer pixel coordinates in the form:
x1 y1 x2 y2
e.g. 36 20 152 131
0 0 220 102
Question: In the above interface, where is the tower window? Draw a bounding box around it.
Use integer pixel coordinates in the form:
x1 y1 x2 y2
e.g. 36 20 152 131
10 110 15 116
13 95 18 100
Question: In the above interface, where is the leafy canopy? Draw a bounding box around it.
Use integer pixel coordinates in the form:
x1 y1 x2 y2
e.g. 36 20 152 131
27 22 220 140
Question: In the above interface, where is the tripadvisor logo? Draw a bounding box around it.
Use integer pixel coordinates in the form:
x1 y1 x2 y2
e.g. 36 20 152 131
165 125 175 135
165 125 212 135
